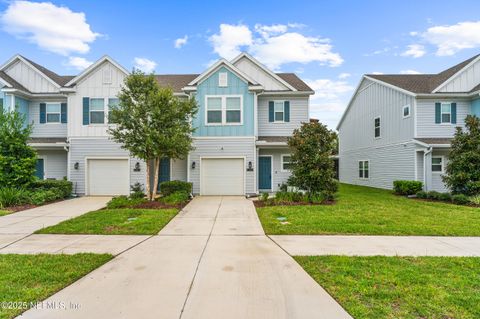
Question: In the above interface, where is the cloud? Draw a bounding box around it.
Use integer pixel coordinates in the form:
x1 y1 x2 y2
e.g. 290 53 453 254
208 23 343 69
338 72 351 79
420 21 480 56
174 35 188 49
307 79 354 102
400 69 421 74
371 71 384 75
401 44 426 58
0 1 99 56
66 56 92 70
133 57 157 73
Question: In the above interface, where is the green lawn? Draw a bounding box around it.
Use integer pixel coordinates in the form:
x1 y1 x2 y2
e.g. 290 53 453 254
296 256 480 319
0 253 112 319
36 208 178 235
257 184 480 236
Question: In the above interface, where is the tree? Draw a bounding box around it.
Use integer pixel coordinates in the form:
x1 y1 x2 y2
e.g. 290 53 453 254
0 110 37 187
287 122 338 199
443 115 480 195
109 70 198 200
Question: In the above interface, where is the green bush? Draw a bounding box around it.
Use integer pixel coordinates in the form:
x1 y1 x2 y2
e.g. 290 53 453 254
393 180 423 195
416 191 428 199
275 191 306 203
161 191 189 205
452 194 470 205
469 195 480 205
106 196 147 209
308 192 327 204
260 192 269 201
438 192 452 202
427 191 441 200
30 191 47 206
31 180 72 198
130 182 145 199
160 180 192 196
279 183 288 192
0 187 29 208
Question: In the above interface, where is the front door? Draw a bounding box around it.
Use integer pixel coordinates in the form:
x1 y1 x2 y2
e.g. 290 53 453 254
158 158 170 189
258 156 272 190
35 159 44 180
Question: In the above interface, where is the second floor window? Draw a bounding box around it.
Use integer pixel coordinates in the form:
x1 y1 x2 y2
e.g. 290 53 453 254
46 103 61 123
441 103 451 123
374 117 381 138
206 95 242 125
90 98 105 124
108 98 120 123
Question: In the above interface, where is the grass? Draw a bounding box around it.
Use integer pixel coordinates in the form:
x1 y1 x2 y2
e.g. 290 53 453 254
0 210 11 217
35 208 178 235
296 256 480 319
257 184 480 236
0 253 112 319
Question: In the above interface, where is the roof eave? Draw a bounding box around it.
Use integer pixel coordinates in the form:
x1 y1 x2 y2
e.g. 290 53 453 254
65 55 129 87
432 55 480 93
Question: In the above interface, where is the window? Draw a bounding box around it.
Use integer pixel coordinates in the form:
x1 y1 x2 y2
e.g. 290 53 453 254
441 103 451 123
205 95 242 125
206 97 222 124
359 160 369 179
108 98 119 123
403 105 410 118
46 103 61 123
274 101 285 122
103 69 112 84
374 117 381 138
432 157 443 173
218 72 227 87
90 98 105 124
226 97 241 123
282 155 292 171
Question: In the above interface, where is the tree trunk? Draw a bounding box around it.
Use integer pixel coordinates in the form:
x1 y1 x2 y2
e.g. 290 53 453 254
151 158 160 201
145 159 152 200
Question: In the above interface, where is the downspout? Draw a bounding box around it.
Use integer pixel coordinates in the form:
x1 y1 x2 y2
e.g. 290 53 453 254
423 146 432 191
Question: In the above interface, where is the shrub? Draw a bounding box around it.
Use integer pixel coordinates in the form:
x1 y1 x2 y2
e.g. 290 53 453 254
0 187 29 208
275 191 306 203
469 195 480 205
31 180 72 198
30 191 47 206
437 192 452 202
416 191 428 199
160 180 192 196
130 182 145 199
393 180 423 196
427 191 441 200
279 183 288 192
106 196 147 209
260 192 269 201
308 192 326 204
452 194 470 205
161 191 189 205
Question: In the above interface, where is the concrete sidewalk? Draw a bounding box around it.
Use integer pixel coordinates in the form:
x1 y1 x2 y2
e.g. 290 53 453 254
20 196 352 319
270 235 480 256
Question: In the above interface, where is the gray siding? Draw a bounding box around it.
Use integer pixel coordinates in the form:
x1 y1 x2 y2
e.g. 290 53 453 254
416 98 470 138
430 149 450 192
339 79 415 153
258 96 309 136
29 99 67 138
189 138 256 194
438 58 480 92
258 149 291 192
171 159 187 182
339 142 416 190
69 138 146 195
37 150 67 180
416 151 424 183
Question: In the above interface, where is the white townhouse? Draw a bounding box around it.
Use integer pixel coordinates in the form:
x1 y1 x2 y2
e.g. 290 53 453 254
0 53 313 196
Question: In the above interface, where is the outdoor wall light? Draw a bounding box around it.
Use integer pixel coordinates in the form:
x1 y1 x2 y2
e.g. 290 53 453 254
74 162 79 170
133 162 141 172
247 161 254 171
191 161 196 169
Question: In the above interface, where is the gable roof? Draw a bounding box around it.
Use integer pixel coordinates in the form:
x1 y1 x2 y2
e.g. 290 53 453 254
366 54 480 94
187 59 259 87
65 55 129 87
20 56 74 86
0 71 30 92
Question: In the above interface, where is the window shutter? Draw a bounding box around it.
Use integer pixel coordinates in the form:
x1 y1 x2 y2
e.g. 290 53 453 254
435 102 441 124
83 97 89 125
268 101 274 122
284 101 290 122
39 103 46 124
61 103 67 123
0 98 3 113
451 103 457 124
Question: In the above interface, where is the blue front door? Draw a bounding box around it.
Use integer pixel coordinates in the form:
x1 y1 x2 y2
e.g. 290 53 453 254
258 156 272 190
158 158 170 188
35 159 44 180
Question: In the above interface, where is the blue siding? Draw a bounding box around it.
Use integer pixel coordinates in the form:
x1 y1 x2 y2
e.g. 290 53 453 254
193 66 254 136
472 98 480 117
15 96 29 127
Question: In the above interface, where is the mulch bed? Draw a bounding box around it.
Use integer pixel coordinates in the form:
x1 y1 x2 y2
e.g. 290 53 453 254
5 198 67 213
253 200 335 208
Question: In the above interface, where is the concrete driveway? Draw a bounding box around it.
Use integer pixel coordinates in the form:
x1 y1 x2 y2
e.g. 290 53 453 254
20 196 352 319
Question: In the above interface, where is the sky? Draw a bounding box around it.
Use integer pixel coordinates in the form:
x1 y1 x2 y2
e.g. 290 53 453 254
1 0 480 129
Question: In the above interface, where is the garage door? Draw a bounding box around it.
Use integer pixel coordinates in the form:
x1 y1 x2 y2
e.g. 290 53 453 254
201 158 244 195
87 159 129 195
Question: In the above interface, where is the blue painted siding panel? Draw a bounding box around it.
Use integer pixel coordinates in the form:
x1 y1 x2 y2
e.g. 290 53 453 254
15 96 29 126
193 67 254 136
472 98 480 117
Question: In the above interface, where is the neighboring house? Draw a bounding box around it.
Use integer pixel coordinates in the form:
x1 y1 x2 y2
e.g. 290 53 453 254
338 54 480 192
0 53 313 196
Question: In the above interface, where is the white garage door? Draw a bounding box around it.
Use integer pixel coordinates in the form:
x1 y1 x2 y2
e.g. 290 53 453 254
87 159 129 195
201 158 244 195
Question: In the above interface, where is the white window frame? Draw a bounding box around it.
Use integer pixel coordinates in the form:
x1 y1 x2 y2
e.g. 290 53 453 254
440 102 452 124
89 98 106 125
107 98 120 124
431 156 444 174
45 102 61 124
218 72 228 87
374 116 381 139
273 100 286 123
281 154 292 172
204 95 243 126
359 160 370 179
402 104 411 118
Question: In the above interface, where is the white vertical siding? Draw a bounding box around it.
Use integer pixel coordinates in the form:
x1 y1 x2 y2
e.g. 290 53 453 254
438 58 480 92
258 96 309 136
37 150 67 180
5 60 58 93
416 99 470 138
233 57 289 91
29 99 67 137
258 148 291 192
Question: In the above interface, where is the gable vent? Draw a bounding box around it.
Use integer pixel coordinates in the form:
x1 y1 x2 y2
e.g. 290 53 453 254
218 72 227 87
